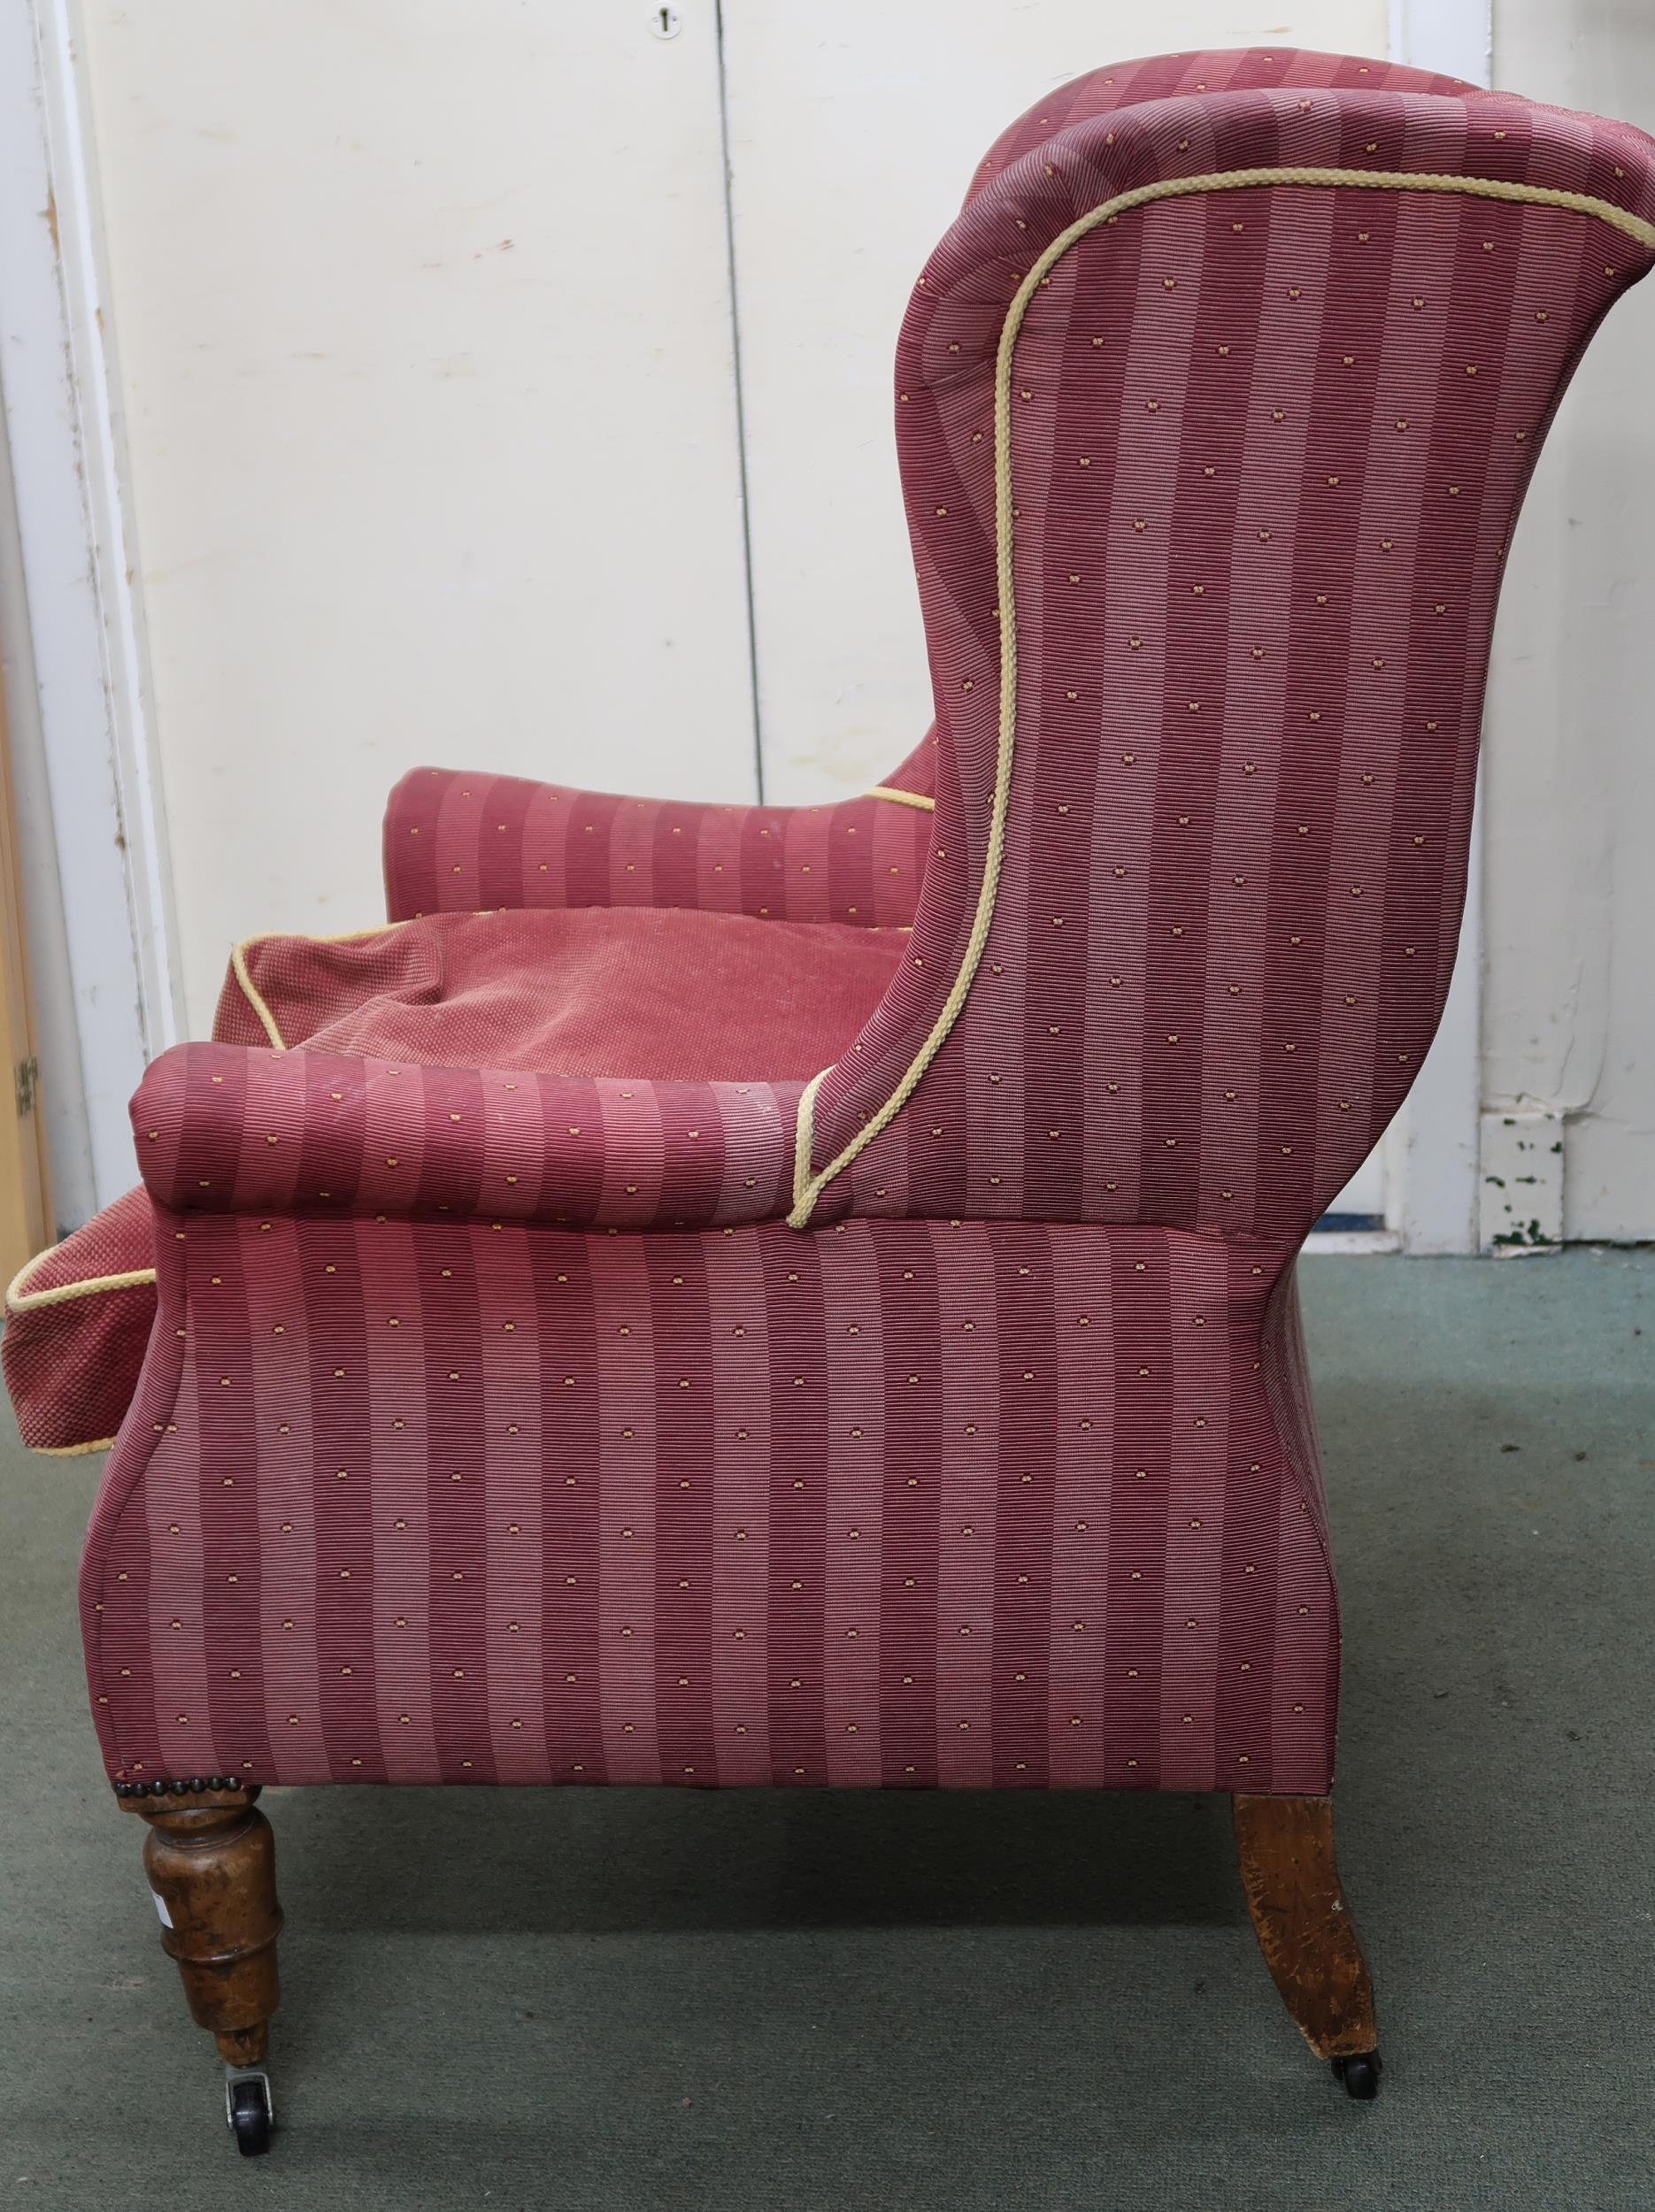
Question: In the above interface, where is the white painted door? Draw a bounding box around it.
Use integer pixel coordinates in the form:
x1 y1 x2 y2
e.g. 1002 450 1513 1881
74 1 759 1039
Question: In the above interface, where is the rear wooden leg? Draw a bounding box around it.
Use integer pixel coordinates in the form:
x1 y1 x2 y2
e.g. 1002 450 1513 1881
119 1781 282 2149
1233 1793 1381 2098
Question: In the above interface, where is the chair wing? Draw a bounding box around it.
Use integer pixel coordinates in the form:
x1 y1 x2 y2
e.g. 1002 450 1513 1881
790 85 1655 1237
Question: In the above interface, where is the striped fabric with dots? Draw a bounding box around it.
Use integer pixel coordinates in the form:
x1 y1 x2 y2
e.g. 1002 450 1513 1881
383 732 938 931
65 57 1655 1798
794 85 1655 1233
84 1210 1334 1793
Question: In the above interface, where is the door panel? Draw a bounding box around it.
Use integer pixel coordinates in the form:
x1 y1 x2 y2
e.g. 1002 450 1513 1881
80 1 758 1035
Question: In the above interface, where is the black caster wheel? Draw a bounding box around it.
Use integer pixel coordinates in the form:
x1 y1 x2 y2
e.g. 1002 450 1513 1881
1332 2051 1382 2101
225 2069 274 2155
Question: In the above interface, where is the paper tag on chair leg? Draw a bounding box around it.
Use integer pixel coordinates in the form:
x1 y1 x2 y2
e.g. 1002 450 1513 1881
150 1888 173 1929
1480 1109 1565 1256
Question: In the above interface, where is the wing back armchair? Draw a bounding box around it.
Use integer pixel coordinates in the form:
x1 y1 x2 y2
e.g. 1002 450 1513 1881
19 50 1655 2154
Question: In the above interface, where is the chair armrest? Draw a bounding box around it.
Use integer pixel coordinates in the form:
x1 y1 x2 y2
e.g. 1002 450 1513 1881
132 1042 804 1233
382 734 936 927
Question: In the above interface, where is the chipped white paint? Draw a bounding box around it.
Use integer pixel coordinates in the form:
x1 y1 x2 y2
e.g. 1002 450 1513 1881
1479 1106 1565 1256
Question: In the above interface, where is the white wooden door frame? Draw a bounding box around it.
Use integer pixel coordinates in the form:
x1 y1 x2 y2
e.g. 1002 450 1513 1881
0 0 180 1219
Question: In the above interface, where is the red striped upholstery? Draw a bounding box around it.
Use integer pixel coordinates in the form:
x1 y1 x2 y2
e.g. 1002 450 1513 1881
65 58 1655 1798
966 46 1483 202
3 1188 156 1455
85 1210 1334 1793
134 1041 805 1235
803 86 1655 1237
382 732 938 929
214 908 904 1082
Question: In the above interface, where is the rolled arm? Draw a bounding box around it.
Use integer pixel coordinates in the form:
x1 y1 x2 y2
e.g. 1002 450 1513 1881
382 732 937 928
132 1042 804 1234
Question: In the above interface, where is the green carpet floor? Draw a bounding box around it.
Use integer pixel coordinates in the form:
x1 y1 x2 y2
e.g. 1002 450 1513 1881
2 1250 1650 2209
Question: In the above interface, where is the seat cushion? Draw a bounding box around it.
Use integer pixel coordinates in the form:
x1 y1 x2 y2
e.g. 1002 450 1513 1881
215 907 905 1082
3 1187 156 1454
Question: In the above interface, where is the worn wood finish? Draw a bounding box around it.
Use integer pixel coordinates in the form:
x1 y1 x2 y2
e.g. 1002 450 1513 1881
1234 1793 1376 2061
123 1786 282 2065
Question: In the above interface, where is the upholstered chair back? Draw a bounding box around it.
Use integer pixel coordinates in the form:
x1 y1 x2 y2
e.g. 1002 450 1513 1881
789 84 1655 1238
965 49 1482 205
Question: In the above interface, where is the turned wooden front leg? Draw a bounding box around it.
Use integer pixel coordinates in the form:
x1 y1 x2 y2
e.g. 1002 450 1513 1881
121 1784 282 2066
